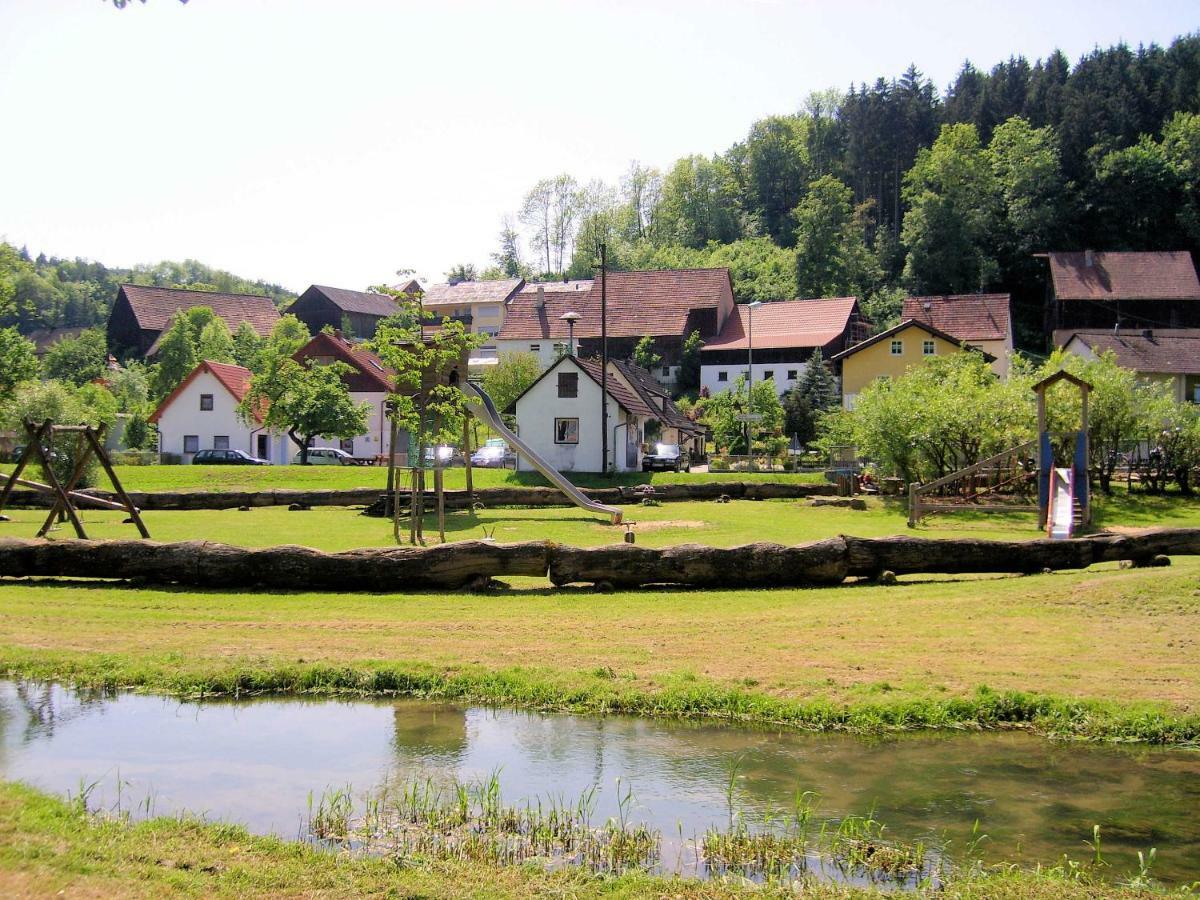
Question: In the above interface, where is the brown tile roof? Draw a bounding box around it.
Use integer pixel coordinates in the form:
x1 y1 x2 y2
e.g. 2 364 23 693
118 284 281 335
421 278 524 307
829 319 996 363
575 357 657 417
149 360 260 424
902 294 1011 342
609 359 700 432
301 285 401 317
1055 328 1200 375
498 268 733 341
1047 252 1200 302
703 297 859 352
292 331 393 392
24 326 91 355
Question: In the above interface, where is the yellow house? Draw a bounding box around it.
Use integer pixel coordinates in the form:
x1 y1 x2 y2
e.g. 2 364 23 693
830 319 996 408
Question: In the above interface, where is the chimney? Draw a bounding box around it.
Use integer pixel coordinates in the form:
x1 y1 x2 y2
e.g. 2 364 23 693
536 286 545 309
1084 249 1095 267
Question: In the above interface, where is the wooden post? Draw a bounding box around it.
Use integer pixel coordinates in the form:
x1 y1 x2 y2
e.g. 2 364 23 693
29 422 88 539
0 421 48 513
462 415 474 508
37 429 94 537
85 426 150 539
435 465 446 543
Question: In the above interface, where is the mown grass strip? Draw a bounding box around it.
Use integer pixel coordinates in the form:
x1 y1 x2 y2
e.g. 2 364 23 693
4 650 1196 744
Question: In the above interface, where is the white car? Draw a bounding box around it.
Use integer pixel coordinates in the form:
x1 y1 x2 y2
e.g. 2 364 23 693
293 447 356 465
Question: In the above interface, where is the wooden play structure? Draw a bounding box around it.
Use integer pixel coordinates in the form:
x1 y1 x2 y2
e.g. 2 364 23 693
907 370 1092 538
0 420 150 540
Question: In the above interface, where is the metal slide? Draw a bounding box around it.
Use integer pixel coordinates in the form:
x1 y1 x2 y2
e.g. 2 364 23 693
1047 467 1074 541
461 382 624 525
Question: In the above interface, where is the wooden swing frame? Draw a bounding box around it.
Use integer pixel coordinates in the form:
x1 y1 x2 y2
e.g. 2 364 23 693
0 419 150 540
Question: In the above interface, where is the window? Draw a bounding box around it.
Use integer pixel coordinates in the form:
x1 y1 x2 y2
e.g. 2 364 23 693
478 326 499 337
717 371 728 383
554 417 579 444
890 340 903 355
476 304 501 318
787 370 798 380
183 435 199 454
922 340 935 356
557 372 578 398
199 394 214 411
530 343 541 352
661 365 671 376
763 370 774 380
213 435 230 451
340 438 355 454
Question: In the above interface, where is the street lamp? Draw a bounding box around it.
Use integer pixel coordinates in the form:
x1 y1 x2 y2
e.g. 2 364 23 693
744 301 763 457
560 311 581 356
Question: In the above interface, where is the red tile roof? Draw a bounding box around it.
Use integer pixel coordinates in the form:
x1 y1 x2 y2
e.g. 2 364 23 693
498 268 733 341
1047 252 1200 302
1056 328 1200 375
574 357 657 417
118 284 281 335
422 278 525 307
292 331 393 392
518 280 594 296
149 360 260 424
902 294 1011 342
702 298 860 352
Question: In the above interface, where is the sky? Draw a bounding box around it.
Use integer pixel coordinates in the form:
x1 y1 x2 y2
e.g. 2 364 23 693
0 0 1195 293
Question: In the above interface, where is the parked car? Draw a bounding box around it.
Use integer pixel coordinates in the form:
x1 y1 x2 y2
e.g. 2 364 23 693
642 442 690 473
293 447 356 466
423 445 462 466
192 449 269 465
470 438 515 468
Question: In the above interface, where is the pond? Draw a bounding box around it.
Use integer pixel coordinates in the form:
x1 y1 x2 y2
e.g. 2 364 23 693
1 680 1197 884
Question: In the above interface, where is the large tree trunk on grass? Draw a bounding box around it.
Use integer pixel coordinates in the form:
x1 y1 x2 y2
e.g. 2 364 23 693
3 530 1198 592
0 538 550 590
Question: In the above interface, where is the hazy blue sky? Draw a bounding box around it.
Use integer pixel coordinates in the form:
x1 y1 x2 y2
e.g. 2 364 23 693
1 1 1195 291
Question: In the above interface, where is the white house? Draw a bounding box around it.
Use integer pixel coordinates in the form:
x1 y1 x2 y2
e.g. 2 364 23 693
292 331 402 461
699 297 868 397
1056 328 1200 404
149 360 294 464
507 356 653 473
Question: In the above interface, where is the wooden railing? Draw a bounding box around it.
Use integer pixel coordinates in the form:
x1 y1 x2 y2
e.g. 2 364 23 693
908 440 1038 526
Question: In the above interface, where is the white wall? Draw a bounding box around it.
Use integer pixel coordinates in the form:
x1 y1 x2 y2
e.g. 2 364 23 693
512 360 641 473
495 339 567 370
701 360 806 397
156 369 293 464
307 391 395 458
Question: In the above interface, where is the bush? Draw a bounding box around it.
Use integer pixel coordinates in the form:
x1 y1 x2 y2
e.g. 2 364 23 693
709 457 730 472
110 450 158 466
1 381 118 488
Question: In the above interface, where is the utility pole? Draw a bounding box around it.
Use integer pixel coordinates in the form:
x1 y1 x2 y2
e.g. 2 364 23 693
600 243 609 475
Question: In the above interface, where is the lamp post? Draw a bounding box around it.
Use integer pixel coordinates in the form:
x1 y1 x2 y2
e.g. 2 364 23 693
744 301 762 458
560 311 580 356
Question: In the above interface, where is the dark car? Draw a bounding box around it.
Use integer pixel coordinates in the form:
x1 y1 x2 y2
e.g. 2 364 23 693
191 449 270 465
642 442 690 473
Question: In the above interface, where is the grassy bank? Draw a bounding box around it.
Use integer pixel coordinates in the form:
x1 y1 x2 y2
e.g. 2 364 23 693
0 782 1169 898
1 461 825 493
2 553 1198 741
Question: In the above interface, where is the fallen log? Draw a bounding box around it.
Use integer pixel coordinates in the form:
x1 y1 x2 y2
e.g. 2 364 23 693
546 539 850 588
0 474 137 513
0 538 550 590
842 529 1200 577
3 529 1196 592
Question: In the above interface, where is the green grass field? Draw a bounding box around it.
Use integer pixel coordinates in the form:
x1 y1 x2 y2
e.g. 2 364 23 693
1 461 825 493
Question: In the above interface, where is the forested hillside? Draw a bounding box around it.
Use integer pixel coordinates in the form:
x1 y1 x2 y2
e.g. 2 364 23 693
491 35 1200 349
0 243 295 334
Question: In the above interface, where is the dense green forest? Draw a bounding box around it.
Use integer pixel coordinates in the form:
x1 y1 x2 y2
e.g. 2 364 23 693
489 34 1200 348
0 243 295 335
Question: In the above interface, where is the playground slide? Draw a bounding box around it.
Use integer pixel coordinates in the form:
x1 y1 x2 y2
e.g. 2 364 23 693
1047 467 1074 541
460 382 624 525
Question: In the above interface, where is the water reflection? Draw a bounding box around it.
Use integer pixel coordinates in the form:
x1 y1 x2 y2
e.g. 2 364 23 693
1 681 1196 883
